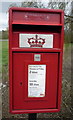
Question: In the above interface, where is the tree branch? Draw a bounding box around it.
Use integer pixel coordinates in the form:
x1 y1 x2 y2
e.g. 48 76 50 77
65 14 73 18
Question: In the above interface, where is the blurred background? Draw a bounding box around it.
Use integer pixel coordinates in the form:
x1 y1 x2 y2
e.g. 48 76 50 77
0 0 73 119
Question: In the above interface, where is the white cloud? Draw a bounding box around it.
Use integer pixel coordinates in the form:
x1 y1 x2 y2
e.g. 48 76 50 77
65 1 72 15
1 0 26 2
1 0 49 2
1 0 37 2
0 12 8 31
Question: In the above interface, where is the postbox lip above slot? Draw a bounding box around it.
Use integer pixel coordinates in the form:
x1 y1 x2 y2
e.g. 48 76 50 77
10 7 64 13
12 22 63 26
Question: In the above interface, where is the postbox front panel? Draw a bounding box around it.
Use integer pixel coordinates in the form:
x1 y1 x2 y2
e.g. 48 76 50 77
12 52 58 110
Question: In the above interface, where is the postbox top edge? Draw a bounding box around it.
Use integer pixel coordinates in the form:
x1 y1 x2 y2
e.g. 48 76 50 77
9 7 64 14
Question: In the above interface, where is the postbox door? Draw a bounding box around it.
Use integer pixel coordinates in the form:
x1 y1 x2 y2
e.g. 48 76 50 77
12 52 58 110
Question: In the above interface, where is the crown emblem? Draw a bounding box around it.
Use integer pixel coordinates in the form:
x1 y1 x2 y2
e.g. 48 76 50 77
28 35 45 48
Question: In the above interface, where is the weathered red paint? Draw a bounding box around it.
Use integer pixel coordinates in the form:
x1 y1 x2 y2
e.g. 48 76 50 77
9 7 64 114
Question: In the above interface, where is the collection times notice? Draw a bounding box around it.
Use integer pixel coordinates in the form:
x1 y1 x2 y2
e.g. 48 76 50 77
28 65 46 97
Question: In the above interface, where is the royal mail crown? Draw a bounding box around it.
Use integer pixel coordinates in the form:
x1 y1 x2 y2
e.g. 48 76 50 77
28 34 45 48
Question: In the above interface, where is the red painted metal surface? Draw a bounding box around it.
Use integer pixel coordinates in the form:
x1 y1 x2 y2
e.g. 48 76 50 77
9 7 64 114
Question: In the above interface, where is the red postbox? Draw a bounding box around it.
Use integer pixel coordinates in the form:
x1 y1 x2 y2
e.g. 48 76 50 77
9 7 64 114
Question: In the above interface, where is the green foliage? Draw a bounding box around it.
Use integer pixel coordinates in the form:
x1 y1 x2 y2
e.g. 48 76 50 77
0 30 8 39
0 41 2 67
2 41 8 66
0 41 8 80
0 31 2 39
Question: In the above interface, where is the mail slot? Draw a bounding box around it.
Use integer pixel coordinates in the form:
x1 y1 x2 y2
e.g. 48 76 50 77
9 7 64 114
